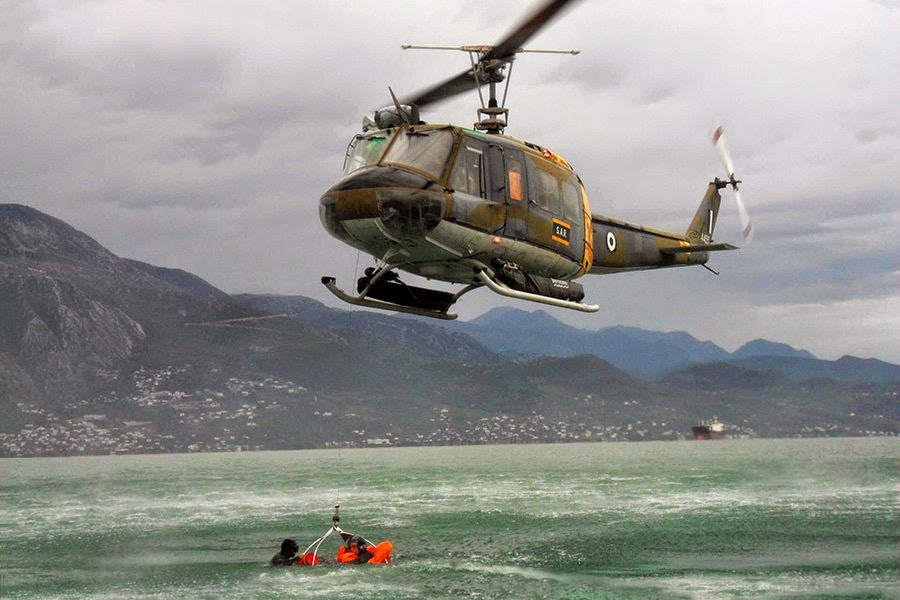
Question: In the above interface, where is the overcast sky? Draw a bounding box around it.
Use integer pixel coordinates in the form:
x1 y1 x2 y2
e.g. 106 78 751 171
2 0 898 362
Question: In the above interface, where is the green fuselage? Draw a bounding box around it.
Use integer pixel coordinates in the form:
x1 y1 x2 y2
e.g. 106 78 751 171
319 124 720 285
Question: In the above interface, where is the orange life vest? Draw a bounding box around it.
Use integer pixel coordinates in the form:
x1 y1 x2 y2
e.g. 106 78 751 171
297 552 321 566
336 541 393 564
367 541 393 564
336 546 358 563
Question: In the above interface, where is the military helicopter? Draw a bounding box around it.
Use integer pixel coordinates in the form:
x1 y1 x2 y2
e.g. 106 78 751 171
319 0 752 320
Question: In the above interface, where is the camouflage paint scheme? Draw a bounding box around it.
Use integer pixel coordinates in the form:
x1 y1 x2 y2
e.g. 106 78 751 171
320 124 725 288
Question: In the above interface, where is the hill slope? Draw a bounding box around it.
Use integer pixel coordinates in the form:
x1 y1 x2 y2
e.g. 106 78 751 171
0 204 252 404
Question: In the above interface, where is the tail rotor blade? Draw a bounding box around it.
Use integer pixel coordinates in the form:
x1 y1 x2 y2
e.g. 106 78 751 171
711 122 753 244
735 189 753 244
712 123 735 179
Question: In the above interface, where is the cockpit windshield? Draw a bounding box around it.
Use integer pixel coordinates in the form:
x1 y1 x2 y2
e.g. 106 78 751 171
380 128 454 180
342 131 394 175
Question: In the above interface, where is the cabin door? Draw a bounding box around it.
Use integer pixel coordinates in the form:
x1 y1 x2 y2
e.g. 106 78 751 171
501 149 531 240
450 137 506 234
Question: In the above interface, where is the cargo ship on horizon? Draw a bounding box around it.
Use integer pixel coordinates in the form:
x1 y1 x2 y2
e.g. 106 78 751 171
692 417 726 440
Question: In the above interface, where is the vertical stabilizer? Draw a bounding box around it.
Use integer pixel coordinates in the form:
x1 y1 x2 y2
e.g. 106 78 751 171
685 183 722 245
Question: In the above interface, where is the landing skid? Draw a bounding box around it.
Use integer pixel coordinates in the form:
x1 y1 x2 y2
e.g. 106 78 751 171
322 261 599 320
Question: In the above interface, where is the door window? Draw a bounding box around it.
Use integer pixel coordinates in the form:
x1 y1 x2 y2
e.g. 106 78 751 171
533 168 562 214
451 143 487 198
507 157 525 201
562 178 582 221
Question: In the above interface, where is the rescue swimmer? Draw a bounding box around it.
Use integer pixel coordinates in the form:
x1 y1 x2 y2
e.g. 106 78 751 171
270 538 321 566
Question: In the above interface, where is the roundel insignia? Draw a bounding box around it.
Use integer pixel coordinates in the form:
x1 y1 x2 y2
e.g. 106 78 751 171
606 231 617 252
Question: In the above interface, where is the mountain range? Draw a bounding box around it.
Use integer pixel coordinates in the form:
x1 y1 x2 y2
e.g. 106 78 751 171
238 296 897 384
1 204 896 456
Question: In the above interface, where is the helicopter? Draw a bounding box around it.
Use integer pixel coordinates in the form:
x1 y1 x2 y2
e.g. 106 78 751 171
319 0 752 320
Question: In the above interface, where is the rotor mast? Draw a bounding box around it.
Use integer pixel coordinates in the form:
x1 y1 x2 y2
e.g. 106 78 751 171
402 45 579 134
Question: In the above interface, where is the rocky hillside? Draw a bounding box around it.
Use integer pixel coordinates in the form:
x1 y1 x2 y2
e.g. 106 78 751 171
0 204 251 406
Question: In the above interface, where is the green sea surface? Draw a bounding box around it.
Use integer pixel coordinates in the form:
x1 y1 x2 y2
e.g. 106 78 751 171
2 438 898 599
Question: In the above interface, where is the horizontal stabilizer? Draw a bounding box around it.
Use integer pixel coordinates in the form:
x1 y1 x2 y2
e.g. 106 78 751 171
660 242 738 255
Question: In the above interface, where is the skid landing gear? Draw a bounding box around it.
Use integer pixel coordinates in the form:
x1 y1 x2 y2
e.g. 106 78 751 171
322 260 599 320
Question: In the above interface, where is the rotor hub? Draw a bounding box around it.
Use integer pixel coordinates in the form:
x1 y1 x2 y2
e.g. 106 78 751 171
398 0 580 136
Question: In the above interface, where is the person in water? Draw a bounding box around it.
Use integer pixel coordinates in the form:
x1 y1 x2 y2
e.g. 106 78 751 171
270 537 322 566
336 535 393 564
271 538 299 566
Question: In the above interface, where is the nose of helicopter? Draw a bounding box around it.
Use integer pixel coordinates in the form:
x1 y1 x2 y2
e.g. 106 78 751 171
319 166 447 243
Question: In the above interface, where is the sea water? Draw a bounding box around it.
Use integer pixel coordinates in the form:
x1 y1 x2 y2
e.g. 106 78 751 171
2 438 897 599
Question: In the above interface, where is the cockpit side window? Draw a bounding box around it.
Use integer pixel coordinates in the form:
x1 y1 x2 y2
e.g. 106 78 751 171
342 131 393 175
450 141 488 198
381 128 454 180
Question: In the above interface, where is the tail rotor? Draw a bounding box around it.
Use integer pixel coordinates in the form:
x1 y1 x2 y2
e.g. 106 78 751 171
712 123 753 244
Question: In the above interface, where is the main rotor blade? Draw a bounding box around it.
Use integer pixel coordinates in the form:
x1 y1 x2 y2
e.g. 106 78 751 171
403 68 478 108
483 0 579 61
402 0 578 109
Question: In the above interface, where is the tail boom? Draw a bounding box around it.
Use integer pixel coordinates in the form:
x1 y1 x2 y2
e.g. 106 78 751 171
588 183 730 275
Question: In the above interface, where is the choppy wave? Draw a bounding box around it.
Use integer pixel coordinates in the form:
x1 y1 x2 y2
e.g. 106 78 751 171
3 438 898 599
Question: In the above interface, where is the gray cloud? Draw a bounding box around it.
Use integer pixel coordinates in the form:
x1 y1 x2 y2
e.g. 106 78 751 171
12 39 233 112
